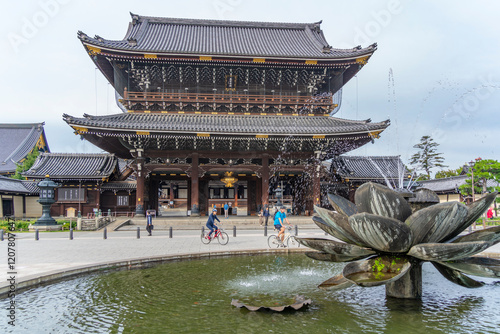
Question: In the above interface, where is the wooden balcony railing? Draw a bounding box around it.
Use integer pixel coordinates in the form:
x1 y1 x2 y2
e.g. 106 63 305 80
121 88 336 114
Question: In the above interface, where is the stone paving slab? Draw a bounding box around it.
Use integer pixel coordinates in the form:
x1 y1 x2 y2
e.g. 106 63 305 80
0 227 498 296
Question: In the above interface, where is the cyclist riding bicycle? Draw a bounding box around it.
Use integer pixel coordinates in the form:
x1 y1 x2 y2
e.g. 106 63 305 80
274 206 292 246
206 208 220 240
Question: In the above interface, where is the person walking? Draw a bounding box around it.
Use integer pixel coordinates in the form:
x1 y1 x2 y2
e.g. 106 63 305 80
146 211 154 236
258 209 264 226
224 202 229 219
263 206 270 226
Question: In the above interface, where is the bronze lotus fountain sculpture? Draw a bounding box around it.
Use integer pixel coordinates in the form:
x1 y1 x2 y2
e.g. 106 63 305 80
297 182 500 299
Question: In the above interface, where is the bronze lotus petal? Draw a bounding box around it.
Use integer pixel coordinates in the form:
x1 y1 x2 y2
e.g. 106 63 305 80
327 193 358 217
405 201 468 245
305 251 370 263
349 212 413 253
452 225 500 244
296 238 376 259
318 274 354 290
314 205 365 245
343 256 411 287
432 262 485 288
408 241 492 261
436 257 500 278
444 192 498 242
354 182 412 221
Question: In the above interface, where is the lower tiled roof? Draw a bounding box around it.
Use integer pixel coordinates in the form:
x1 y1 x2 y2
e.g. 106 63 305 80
23 153 118 180
418 175 499 193
101 181 136 191
63 113 389 136
0 176 38 194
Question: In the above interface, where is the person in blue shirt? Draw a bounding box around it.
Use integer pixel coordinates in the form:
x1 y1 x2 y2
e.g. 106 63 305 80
206 208 220 240
274 207 291 246
263 206 270 226
224 202 229 219
146 211 154 236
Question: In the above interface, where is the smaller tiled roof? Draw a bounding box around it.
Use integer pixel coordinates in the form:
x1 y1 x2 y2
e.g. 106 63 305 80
78 14 376 60
0 176 38 195
101 181 136 191
23 153 118 180
326 155 405 180
0 123 48 174
418 175 499 193
63 113 389 136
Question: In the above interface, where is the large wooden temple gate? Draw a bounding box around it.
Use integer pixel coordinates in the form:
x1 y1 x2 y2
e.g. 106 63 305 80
65 14 389 216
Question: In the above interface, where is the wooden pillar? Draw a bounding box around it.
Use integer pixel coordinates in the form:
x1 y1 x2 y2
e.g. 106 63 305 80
191 153 200 216
234 185 238 208
135 157 145 216
261 154 269 207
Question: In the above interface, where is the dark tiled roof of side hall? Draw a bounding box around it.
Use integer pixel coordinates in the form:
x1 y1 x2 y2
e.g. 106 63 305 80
63 113 389 136
101 181 136 191
418 175 499 193
0 176 39 195
77 14 376 59
0 123 48 174
324 155 406 180
23 153 118 180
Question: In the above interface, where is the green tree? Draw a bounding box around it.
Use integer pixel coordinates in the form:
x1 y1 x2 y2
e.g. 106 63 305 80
435 167 463 179
11 149 40 180
409 135 447 179
459 159 500 197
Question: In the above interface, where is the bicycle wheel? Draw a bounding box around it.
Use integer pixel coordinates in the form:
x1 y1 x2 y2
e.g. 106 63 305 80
267 235 281 248
287 236 300 248
218 231 229 245
201 232 211 244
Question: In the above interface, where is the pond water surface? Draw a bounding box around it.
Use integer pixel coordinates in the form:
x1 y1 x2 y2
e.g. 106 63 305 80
2 254 499 333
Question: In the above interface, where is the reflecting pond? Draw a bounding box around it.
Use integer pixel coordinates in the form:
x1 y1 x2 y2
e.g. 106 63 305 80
2 254 500 333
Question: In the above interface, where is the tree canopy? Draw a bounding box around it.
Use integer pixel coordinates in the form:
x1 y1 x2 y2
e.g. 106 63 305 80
10 149 39 180
409 135 447 179
459 159 500 196
435 167 463 179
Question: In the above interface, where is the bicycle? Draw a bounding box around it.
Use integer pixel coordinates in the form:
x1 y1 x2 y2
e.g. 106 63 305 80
267 226 300 248
201 225 229 245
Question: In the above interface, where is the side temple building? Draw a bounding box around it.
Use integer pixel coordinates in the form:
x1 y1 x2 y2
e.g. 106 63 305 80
63 14 389 216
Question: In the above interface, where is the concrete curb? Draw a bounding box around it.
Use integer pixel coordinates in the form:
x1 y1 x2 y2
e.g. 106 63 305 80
0 248 307 297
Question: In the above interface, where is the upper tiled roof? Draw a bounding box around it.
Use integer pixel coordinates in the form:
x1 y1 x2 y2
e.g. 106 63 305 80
78 14 376 60
325 155 406 180
63 113 389 136
418 175 499 193
0 123 48 174
0 176 38 195
23 153 118 180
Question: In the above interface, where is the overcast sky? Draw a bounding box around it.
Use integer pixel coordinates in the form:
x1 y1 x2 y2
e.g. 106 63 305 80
2 0 499 176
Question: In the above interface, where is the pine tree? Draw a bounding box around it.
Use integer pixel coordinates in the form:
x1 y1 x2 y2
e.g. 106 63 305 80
409 135 447 179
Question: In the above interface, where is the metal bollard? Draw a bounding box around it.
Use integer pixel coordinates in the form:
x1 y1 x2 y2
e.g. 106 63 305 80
35 229 39 241
233 225 236 237
103 227 107 240
264 225 267 237
137 227 140 239
169 226 173 238
69 228 73 240
201 226 205 237
295 225 298 236
0 229 4 241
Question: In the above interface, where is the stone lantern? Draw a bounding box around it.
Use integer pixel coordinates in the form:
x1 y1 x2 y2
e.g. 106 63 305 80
33 175 60 230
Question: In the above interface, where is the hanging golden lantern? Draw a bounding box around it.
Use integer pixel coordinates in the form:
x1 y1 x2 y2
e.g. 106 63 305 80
221 171 238 188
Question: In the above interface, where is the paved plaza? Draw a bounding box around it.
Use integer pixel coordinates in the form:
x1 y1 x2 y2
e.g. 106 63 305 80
1 218 499 296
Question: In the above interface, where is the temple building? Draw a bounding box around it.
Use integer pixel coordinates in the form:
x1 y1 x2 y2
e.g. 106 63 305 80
64 14 390 216
23 153 135 217
323 156 407 202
